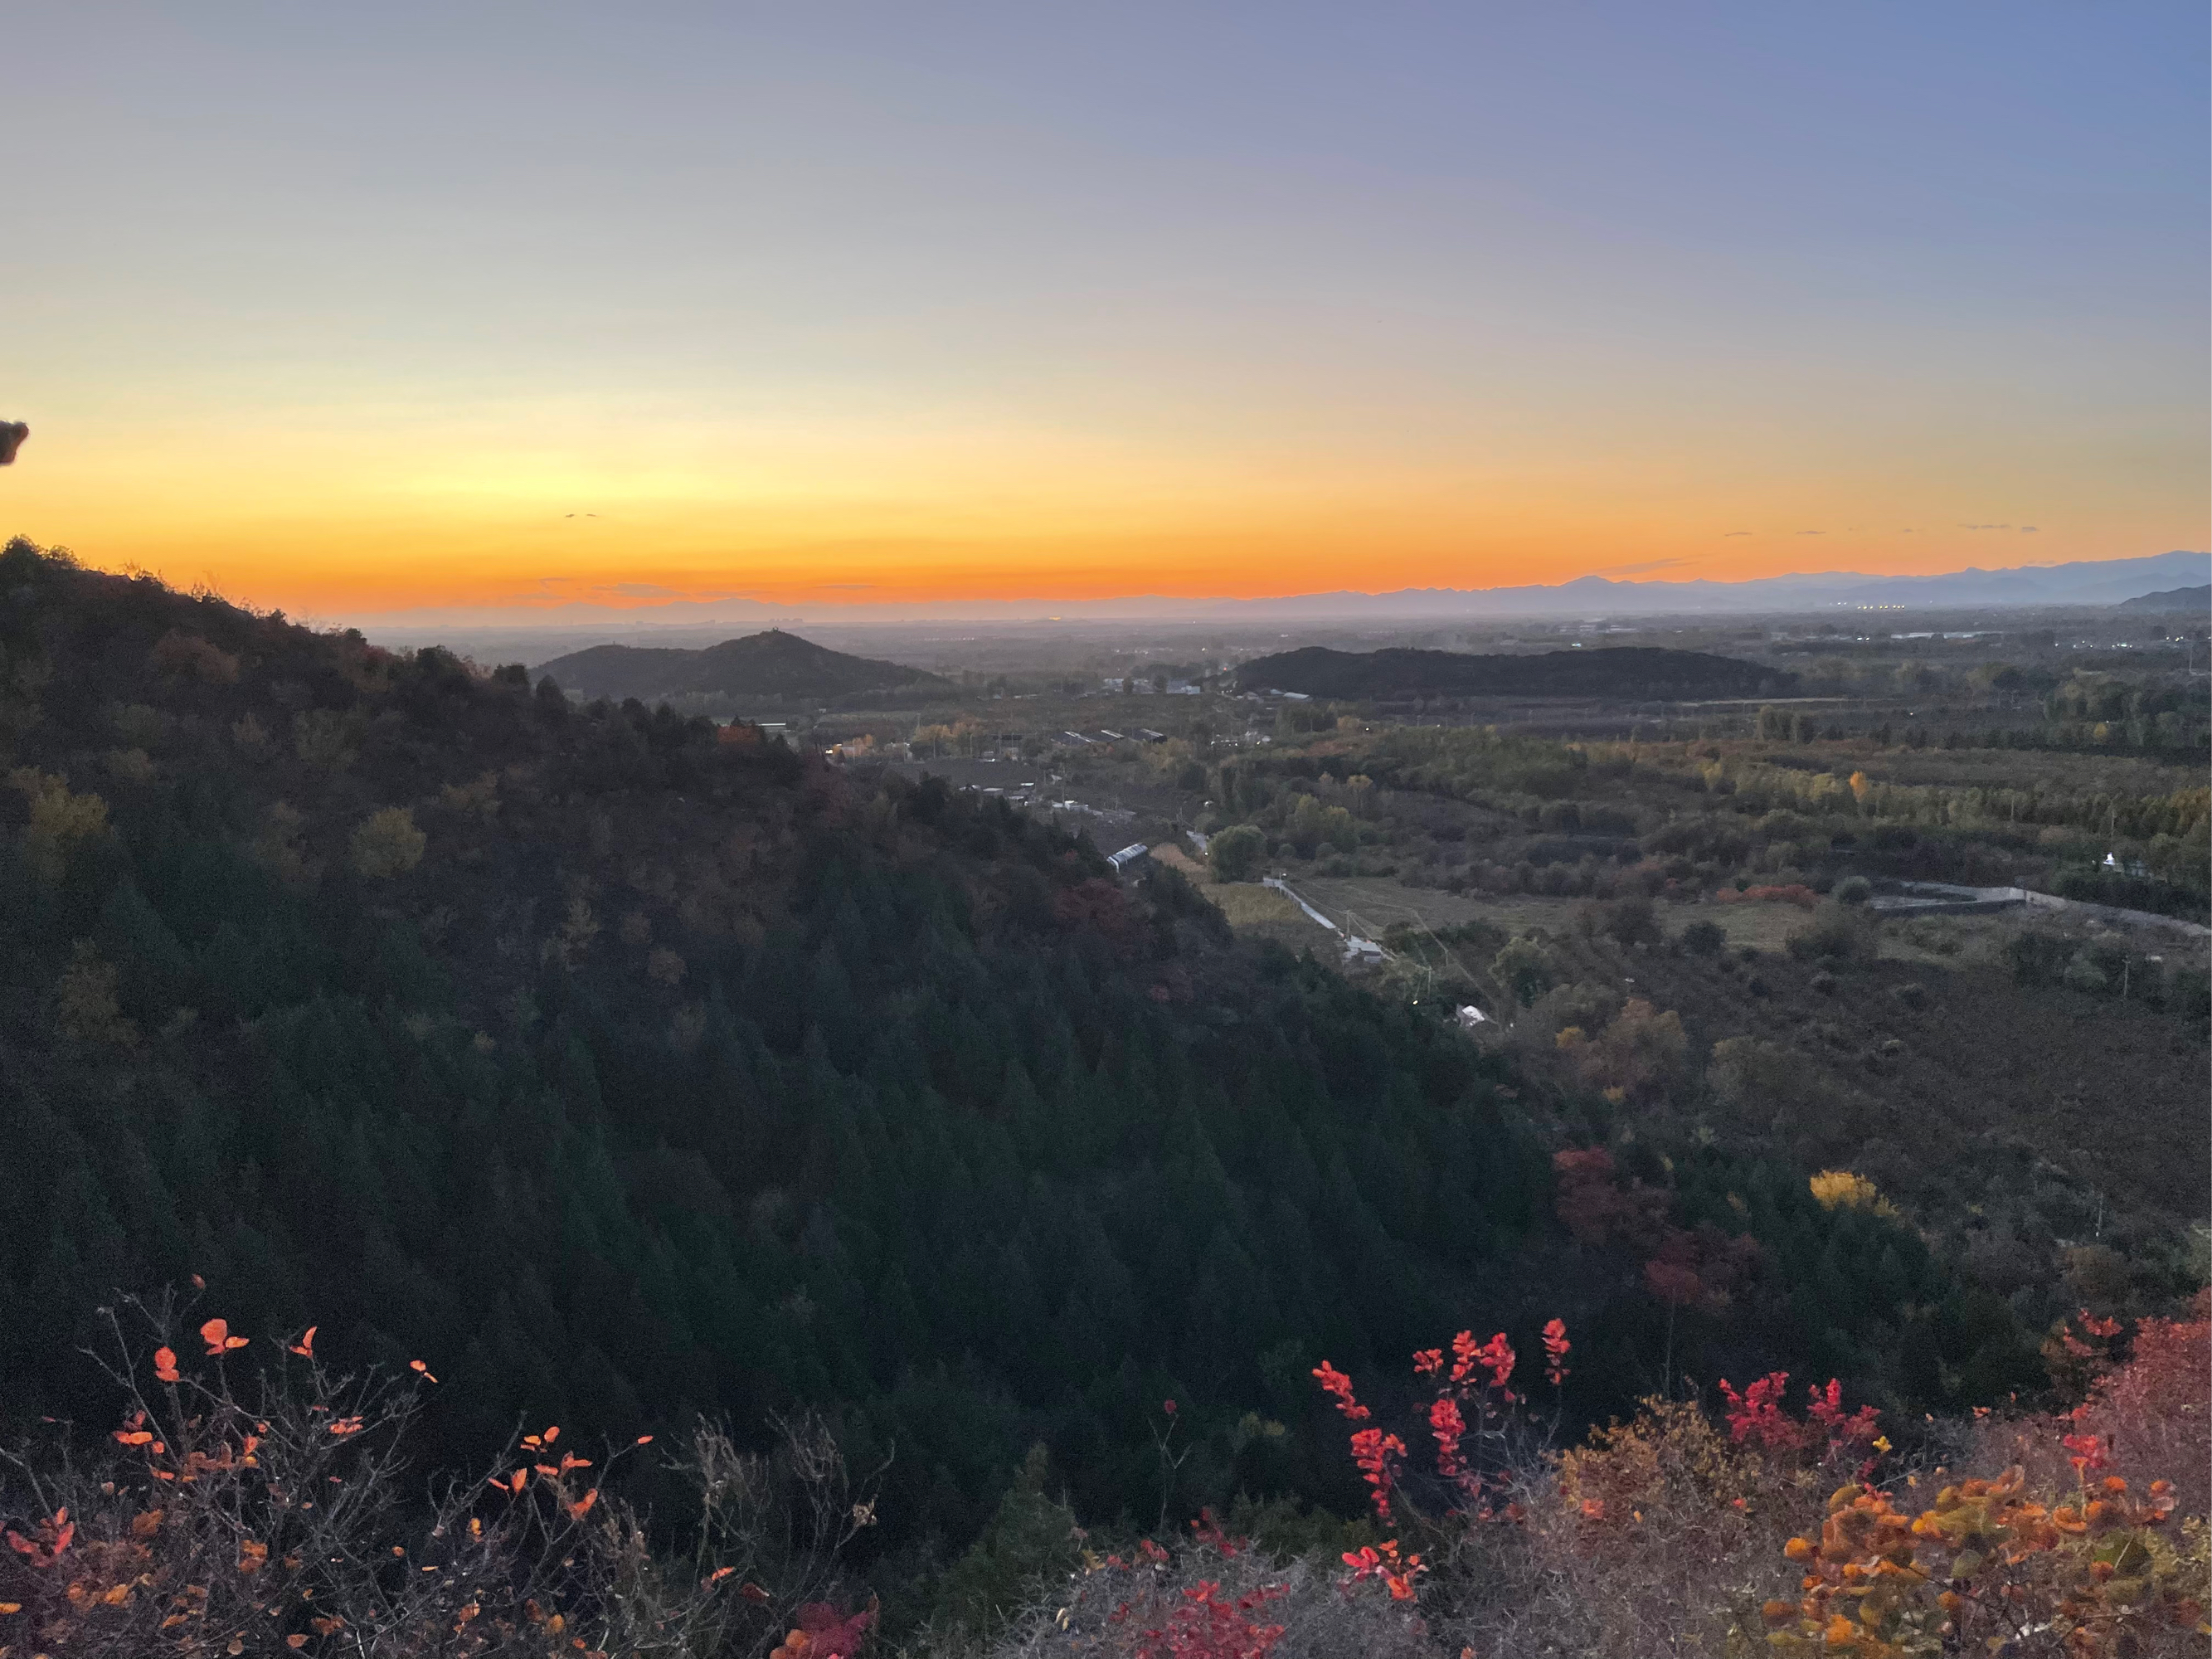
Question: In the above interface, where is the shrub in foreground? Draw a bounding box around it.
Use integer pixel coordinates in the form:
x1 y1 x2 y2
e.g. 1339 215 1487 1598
0 1297 880 1659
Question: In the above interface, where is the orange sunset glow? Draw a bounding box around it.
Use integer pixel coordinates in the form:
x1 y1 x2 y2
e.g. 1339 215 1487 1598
6 7 2205 620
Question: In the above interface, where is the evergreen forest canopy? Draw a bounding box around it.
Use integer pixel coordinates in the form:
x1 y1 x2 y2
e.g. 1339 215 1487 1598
533 629 953 706
0 538 2042 1567
1236 644 1798 702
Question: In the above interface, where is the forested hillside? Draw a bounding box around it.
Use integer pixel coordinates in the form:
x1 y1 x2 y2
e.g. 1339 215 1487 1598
0 539 2039 1573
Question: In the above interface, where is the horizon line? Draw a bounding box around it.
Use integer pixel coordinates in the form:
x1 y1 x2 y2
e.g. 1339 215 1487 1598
323 547 2210 630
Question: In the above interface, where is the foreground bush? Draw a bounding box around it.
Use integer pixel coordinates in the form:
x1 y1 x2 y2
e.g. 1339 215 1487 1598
979 1516 1431 1659
921 1301 2195 1659
4 1292 2202 1657
0 1297 880 1659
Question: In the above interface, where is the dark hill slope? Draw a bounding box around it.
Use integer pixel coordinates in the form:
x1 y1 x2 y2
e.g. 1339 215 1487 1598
1238 644 1796 701
537 628 951 703
0 539 2025 1556
0 538 1568 1539
2117 584 2210 613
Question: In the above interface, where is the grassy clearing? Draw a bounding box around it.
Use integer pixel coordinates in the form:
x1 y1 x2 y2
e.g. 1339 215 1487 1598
1149 841 1204 877
1294 876 1548 937
1206 879 1339 953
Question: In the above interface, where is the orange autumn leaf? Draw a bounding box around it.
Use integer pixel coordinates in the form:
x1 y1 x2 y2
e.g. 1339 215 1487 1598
328 1416 365 1437
409 1360 437 1382
635 1434 654 1445
200 1317 248 1355
566 1489 597 1520
153 1346 182 1384
289 1326 317 1359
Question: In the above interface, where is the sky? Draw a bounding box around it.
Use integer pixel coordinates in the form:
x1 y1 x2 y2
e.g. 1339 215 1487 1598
3 3 2206 620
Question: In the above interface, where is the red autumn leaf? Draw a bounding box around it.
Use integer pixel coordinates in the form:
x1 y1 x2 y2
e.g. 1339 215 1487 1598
153 1345 182 1383
200 1318 247 1355
1542 1317 1573 1385
288 1326 317 1359
409 1360 437 1382
566 1489 597 1520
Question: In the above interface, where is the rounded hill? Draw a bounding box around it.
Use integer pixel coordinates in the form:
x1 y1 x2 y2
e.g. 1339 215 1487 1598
536 628 952 704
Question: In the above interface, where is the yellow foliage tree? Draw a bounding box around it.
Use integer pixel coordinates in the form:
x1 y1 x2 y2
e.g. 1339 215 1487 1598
10 767 109 880
1809 1170 1898 1219
1572 1000 1690 1104
349 806 425 878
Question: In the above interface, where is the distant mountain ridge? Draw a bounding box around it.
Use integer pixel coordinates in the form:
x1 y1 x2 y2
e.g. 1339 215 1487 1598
1237 644 1797 701
1199 550 2212 621
357 551 2212 639
536 629 951 703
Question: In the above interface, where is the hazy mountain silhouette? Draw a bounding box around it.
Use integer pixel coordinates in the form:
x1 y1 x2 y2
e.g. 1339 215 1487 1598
536 628 952 703
2117 585 2210 614
351 550 2212 640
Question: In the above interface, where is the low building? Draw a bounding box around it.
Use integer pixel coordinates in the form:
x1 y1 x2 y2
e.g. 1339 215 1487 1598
1106 843 1152 877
